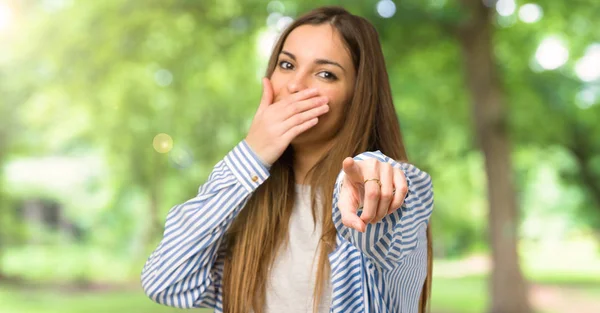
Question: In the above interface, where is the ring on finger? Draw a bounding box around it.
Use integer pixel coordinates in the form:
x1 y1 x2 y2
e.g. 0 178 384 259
363 178 382 188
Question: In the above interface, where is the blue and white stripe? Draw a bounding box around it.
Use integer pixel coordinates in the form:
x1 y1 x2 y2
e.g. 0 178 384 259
141 141 434 313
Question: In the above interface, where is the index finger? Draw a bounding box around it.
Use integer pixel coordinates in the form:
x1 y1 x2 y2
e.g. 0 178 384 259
338 183 367 233
281 87 319 105
342 157 364 184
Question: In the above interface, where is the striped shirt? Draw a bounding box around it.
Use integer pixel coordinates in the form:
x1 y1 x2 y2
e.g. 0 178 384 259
141 140 434 313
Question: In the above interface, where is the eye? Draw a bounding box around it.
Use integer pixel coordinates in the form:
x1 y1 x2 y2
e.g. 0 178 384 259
279 60 294 70
317 71 338 81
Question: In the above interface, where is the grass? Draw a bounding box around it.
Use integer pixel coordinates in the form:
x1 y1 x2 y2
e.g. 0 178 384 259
1 282 479 313
0 278 483 313
430 273 600 313
431 276 487 313
3 275 599 313
2 248 600 313
0 284 211 313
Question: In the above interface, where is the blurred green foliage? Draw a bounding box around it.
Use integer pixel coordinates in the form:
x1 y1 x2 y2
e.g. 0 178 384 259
0 0 599 311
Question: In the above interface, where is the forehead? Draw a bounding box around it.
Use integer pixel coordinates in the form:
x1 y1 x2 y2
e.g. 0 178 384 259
282 24 352 64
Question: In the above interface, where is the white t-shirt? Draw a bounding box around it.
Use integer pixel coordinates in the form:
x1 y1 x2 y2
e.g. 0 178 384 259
264 184 332 313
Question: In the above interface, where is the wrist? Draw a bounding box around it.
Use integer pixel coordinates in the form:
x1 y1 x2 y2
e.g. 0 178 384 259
243 139 272 169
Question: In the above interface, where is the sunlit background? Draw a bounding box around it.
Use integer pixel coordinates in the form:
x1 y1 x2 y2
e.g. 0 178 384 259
1 0 599 312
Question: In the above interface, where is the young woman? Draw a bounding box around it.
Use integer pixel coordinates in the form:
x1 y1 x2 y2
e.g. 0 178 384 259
142 6 434 313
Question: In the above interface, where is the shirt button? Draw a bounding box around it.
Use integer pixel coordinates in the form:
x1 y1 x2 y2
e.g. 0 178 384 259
251 175 259 182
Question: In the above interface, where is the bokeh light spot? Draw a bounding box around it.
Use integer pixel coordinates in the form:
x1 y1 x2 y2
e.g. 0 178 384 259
497 14 517 28
276 16 293 32
0 3 13 31
377 0 396 19
428 0 447 9
267 1 285 14
266 12 282 28
535 37 569 70
230 17 249 33
518 3 543 23
153 133 173 153
575 43 600 82
169 146 194 169
576 86 598 109
496 0 516 17
154 69 173 87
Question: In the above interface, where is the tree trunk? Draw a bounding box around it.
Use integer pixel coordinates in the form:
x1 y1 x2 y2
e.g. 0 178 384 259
0 131 6 280
149 188 161 241
456 1 532 312
139 153 164 255
568 126 600 209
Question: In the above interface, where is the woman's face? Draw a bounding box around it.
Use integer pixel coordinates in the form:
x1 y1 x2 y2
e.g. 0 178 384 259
270 24 356 146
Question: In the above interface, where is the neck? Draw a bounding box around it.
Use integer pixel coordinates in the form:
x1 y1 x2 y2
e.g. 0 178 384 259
292 140 334 185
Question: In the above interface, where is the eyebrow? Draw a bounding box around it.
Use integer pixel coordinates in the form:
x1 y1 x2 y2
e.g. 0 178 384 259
280 50 346 73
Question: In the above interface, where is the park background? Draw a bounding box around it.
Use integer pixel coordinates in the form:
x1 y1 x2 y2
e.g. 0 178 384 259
1 0 599 312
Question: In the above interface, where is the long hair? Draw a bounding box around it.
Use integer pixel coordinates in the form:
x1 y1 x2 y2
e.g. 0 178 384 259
222 6 432 313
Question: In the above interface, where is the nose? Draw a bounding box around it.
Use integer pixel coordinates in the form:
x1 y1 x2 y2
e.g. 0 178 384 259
286 71 309 94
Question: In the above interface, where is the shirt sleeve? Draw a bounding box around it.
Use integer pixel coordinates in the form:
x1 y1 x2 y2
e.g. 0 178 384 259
331 151 434 271
141 140 270 308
